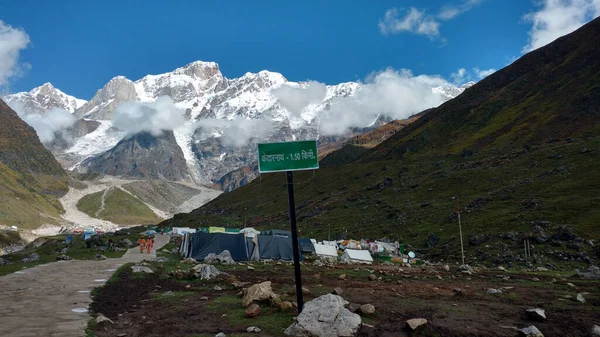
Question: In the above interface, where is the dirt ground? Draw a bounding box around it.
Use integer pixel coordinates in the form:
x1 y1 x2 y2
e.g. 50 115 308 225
90 256 600 337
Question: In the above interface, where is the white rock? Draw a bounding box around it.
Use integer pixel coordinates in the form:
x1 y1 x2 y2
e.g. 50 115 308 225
284 294 361 337
95 314 114 325
130 266 153 273
592 325 600 336
576 293 586 303
525 308 546 320
247 326 261 333
487 288 503 295
406 318 428 330
519 325 544 337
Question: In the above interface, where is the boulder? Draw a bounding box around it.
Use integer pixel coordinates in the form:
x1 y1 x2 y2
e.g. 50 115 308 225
118 239 133 248
94 254 107 261
333 287 344 296
284 294 361 337
20 253 40 263
406 318 427 331
216 250 235 264
487 288 503 295
338 274 347 280
95 314 114 325
359 304 375 315
247 326 262 333
582 265 600 280
525 308 546 320
191 264 222 280
131 266 154 273
204 253 218 264
151 256 169 263
245 303 261 318
518 325 544 337
242 281 276 307
56 255 72 261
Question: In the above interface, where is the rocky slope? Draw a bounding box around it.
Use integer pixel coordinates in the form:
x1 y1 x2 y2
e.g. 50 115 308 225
163 18 600 267
0 99 69 228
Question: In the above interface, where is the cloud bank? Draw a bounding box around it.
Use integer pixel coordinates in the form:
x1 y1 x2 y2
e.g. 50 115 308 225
8 101 76 143
523 0 600 53
0 20 30 88
271 81 326 119
319 68 453 136
194 118 275 148
112 96 186 136
451 67 496 84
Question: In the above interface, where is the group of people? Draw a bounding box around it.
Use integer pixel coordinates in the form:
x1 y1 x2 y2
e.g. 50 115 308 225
137 236 154 254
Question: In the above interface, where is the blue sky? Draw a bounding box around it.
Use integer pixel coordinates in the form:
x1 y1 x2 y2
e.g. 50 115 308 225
1 0 598 99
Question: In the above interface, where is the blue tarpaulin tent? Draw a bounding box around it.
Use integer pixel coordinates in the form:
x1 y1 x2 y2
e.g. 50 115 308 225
257 234 302 261
298 238 315 253
188 232 248 261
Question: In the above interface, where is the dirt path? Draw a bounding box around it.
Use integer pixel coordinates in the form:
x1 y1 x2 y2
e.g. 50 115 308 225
0 235 170 337
95 187 111 218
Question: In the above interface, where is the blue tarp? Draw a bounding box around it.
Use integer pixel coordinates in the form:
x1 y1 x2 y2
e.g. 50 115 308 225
188 232 248 261
298 238 315 253
257 234 302 261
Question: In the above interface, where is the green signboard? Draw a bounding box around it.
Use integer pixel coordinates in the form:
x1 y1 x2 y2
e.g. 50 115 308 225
258 140 319 173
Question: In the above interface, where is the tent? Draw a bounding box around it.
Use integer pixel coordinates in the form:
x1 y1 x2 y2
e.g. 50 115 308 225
313 243 338 258
298 238 315 254
208 226 226 233
340 249 373 264
261 229 291 237
188 232 248 261
239 227 261 238
172 227 195 235
256 234 302 261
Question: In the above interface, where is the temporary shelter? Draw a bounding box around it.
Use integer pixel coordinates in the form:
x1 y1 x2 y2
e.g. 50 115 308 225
239 227 261 238
172 227 195 235
340 249 373 264
188 232 248 261
298 238 316 254
255 234 302 261
313 243 338 258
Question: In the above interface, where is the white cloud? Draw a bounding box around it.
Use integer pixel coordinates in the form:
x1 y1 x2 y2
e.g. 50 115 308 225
319 68 452 136
522 0 600 53
378 7 441 39
9 100 76 143
194 118 274 148
0 20 31 88
438 0 483 20
474 67 496 79
112 96 186 136
271 81 327 119
451 68 470 84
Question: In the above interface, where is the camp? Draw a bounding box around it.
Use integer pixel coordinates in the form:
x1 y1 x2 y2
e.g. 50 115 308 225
340 249 373 264
187 232 249 261
313 243 338 258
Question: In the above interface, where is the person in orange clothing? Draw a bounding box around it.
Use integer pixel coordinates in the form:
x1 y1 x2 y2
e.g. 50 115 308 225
146 236 153 254
138 236 146 253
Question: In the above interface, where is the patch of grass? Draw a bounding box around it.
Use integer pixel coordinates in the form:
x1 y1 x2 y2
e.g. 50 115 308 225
151 291 194 302
77 187 162 225
85 318 96 337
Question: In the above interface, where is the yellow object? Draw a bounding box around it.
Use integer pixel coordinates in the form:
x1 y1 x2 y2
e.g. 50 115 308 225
208 226 226 233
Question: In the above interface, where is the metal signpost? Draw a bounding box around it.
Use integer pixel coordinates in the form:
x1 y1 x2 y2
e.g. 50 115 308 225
258 140 319 312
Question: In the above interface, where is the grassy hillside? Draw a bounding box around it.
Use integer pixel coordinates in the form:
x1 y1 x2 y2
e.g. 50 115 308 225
77 188 162 225
162 19 600 267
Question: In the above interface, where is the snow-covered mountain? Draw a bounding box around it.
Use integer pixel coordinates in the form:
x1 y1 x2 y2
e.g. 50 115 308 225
4 61 473 189
4 82 87 114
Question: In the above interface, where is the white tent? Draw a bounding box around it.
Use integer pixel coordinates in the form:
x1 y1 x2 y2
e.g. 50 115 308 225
341 249 373 264
313 243 338 258
239 227 261 238
172 227 195 235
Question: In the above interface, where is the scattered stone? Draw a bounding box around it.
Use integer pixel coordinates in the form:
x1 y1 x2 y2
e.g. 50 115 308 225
0 257 7 266
338 274 347 280
152 256 169 263
459 264 473 273
121 238 133 247
176 269 188 280
284 294 361 337
442 264 450 272
531 278 540 282
232 281 250 288
163 291 174 296
453 288 464 296
200 296 209 300
185 284 191 289
576 293 586 303
279 301 293 311
95 314 114 325
242 281 276 307
216 250 235 264
368 274 377 281
191 264 222 280
117 334 126 337
247 326 261 333
131 266 153 273
301 287 310 295
215 333 226 337
487 288 503 295
437 275 443 280
56 255 72 261
498 266 507 272
348 303 361 313
333 287 344 296
535 267 549 272
406 318 428 331
245 304 261 318
582 265 600 280
592 325 600 336
567 283 576 288
359 304 375 315
181 257 197 264
518 325 544 337
20 253 40 263
94 254 107 260
236 291 244 297
526 308 546 320
213 285 223 291
247 266 255 270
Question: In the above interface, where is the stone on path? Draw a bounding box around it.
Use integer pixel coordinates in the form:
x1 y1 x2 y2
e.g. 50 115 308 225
487 288 503 295
525 308 546 320
360 304 375 315
576 293 586 303
284 294 361 337
242 281 276 307
191 264 222 280
519 325 544 337
247 326 261 333
406 318 428 331
131 265 154 273
245 304 261 318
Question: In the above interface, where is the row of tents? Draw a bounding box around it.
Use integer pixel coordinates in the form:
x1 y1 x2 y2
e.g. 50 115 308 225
174 227 408 264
